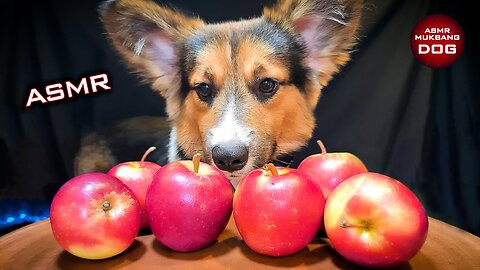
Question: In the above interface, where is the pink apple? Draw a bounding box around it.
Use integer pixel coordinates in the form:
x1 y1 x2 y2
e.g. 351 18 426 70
233 164 324 257
324 172 429 268
108 147 161 229
298 140 367 198
50 173 141 259
146 154 233 252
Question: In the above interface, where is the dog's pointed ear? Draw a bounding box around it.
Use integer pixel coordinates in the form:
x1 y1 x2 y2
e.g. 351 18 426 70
100 0 204 118
264 0 362 90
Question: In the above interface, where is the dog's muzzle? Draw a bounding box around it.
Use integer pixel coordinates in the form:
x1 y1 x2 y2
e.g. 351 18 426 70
211 143 248 172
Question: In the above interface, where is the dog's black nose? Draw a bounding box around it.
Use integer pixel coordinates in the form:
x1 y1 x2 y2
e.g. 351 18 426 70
212 144 248 172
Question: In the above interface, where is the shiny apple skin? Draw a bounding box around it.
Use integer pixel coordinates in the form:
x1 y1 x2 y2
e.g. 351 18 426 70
324 172 429 268
50 173 141 260
108 161 161 229
146 161 233 252
298 152 367 198
233 167 325 257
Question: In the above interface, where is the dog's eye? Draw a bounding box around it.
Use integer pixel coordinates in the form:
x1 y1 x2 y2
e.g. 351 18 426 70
259 78 279 95
194 83 213 101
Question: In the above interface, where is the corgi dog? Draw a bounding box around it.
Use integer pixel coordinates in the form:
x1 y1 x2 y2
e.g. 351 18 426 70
76 0 363 187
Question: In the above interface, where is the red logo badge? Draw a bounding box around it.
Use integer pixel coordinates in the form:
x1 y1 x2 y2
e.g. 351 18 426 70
410 14 464 69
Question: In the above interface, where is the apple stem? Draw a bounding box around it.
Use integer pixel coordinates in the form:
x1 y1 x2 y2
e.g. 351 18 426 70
102 201 111 212
265 163 278 176
140 146 157 167
316 140 327 155
193 153 201 174
340 220 369 229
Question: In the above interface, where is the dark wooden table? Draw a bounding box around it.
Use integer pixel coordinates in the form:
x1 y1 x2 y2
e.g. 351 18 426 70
1 217 479 269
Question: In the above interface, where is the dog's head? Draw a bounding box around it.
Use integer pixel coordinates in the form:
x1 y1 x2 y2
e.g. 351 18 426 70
100 0 362 185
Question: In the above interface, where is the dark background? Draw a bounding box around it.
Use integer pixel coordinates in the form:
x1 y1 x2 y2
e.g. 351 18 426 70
0 0 478 236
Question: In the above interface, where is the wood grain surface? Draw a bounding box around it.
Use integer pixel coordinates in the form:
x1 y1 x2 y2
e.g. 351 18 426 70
1 217 479 270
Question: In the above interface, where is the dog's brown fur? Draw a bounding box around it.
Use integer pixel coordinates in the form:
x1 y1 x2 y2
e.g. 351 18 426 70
76 0 363 186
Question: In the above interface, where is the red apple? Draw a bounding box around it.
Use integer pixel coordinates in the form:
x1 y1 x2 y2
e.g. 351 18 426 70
233 164 325 257
324 172 429 268
50 173 141 259
146 154 233 252
108 147 161 229
298 140 367 198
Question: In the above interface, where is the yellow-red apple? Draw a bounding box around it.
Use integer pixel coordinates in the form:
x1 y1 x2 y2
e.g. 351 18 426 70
324 172 429 268
50 173 141 259
298 140 367 198
108 147 161 229
233 164 325 257
146 154 233 252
